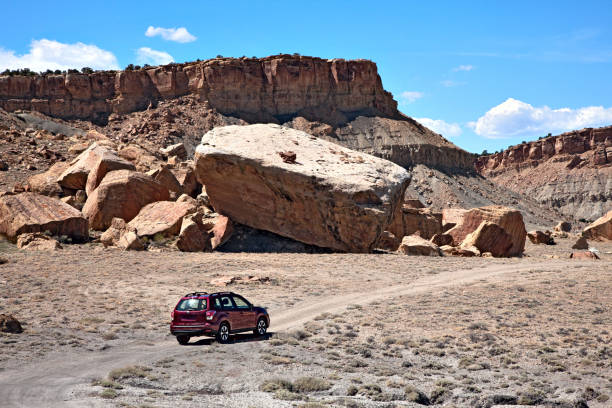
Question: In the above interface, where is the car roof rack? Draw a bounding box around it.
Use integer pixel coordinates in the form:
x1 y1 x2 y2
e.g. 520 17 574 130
184 291 208 297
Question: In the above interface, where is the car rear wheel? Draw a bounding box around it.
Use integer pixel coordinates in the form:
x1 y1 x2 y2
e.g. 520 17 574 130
254 317 267 336
216 322 230 343
176 335 190 345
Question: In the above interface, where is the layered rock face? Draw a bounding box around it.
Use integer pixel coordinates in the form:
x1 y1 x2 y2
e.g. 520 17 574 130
475 126 612 220
0 56 396 126
0 55 475 171
194 124 410 252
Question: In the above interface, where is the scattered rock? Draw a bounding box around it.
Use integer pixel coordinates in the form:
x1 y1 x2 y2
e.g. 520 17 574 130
430 233 453 247
16 232 62 251
446 206 526 256
582 210 612 241
0 314 23 333
278 151 297 164
100 218 129 247
160 142 187 159
127 200 196 238
0 193 88 242
0 160 8 171
375 230 401 251
26 161 70 197
82 170 170 230
397 234 442 256
117 231 144 251
171 165 198 197
569 251 600 260
554 221 572 232
0 256 8 264
176 216 211 252
572 236 589 250
527 230 555 245
210 275 270 286
194 124 410 252
461 221 514 257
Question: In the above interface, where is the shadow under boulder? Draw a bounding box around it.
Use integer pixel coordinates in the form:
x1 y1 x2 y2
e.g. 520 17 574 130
218 224 332 254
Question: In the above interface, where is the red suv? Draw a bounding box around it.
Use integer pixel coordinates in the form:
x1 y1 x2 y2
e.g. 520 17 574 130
170 291 269 345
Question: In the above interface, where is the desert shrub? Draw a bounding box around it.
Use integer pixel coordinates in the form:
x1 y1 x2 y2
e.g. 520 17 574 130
293 377 331 393
260 378 293 392
404 385 429 405
108 365 151 381
99 388 118 399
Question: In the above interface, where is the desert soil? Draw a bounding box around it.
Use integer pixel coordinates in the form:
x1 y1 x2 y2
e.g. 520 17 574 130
0 236 611 407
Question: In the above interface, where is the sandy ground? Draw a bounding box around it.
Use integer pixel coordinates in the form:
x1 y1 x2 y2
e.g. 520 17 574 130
0 235 610 407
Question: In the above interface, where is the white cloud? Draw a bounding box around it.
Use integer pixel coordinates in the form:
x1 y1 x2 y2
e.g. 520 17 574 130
0 39 119 71
440 80 465 87
136 47 174 66
453 64 474 72
400 91 424 103
145 26 196 43
469 98 612 139
416 117 462 138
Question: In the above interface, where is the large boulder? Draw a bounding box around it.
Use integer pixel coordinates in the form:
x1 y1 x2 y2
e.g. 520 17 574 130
210 215 234 250
460 221 514 257
194 124 410 252
397 235 442 256
389 206 442 240
446 206 526 256
171 166 199 197
146 166 183 199
127 200 196 238
82 170 170 230
582 210 612 241
554 221 572 233
56 142 114 190
572 236 589 250
0 193 88 242
85 150 135 195
26 162 70 197
176 216 211 252
569 251 600 260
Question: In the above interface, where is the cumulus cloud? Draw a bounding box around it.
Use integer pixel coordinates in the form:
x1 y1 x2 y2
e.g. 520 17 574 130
416 117 462 138
0 39 119 71
453 64 474 71
145 26 196 43
469 98 612 139
136 47 174 65
399 91 424 103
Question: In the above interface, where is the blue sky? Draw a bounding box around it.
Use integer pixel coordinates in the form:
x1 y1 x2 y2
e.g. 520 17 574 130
1 0 612 153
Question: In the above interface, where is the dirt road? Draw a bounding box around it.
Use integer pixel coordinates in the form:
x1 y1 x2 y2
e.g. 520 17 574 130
0 261 578 407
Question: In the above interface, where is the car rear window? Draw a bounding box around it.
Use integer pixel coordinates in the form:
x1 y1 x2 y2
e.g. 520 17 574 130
176 298 207 311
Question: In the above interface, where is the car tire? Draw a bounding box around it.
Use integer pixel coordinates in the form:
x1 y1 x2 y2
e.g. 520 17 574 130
216 322 230 343
254 317 267 336
176 335 190 345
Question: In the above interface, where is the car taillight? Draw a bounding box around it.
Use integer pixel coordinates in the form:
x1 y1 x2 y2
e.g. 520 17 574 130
171 310 175 320
206 310 216 321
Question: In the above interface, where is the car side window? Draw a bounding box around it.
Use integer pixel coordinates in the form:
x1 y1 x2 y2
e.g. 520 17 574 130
219 295 235 311
213 297 222 311
232 296 250 310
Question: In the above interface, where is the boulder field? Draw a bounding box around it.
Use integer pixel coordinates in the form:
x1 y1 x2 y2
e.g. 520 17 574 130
194 124 411 253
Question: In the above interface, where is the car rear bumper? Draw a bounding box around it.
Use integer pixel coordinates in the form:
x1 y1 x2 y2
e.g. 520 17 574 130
170 322 218 336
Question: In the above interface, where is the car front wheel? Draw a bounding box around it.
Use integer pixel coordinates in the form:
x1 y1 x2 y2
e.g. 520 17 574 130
254 317 267 336
216 322 230 343
176 335 190 345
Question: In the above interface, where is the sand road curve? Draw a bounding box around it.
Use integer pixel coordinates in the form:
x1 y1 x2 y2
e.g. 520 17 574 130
0 261 565 407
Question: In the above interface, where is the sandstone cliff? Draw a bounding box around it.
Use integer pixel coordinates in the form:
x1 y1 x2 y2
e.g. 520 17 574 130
0 55 474 171
475 126 612 220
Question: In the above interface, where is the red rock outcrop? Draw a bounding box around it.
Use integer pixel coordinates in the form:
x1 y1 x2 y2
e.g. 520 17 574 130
0 56 397 126
446 206 526 257
461 221 514 257
474 126 612 220
0 192 88 241
82 170 170 230
194 124 410 252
